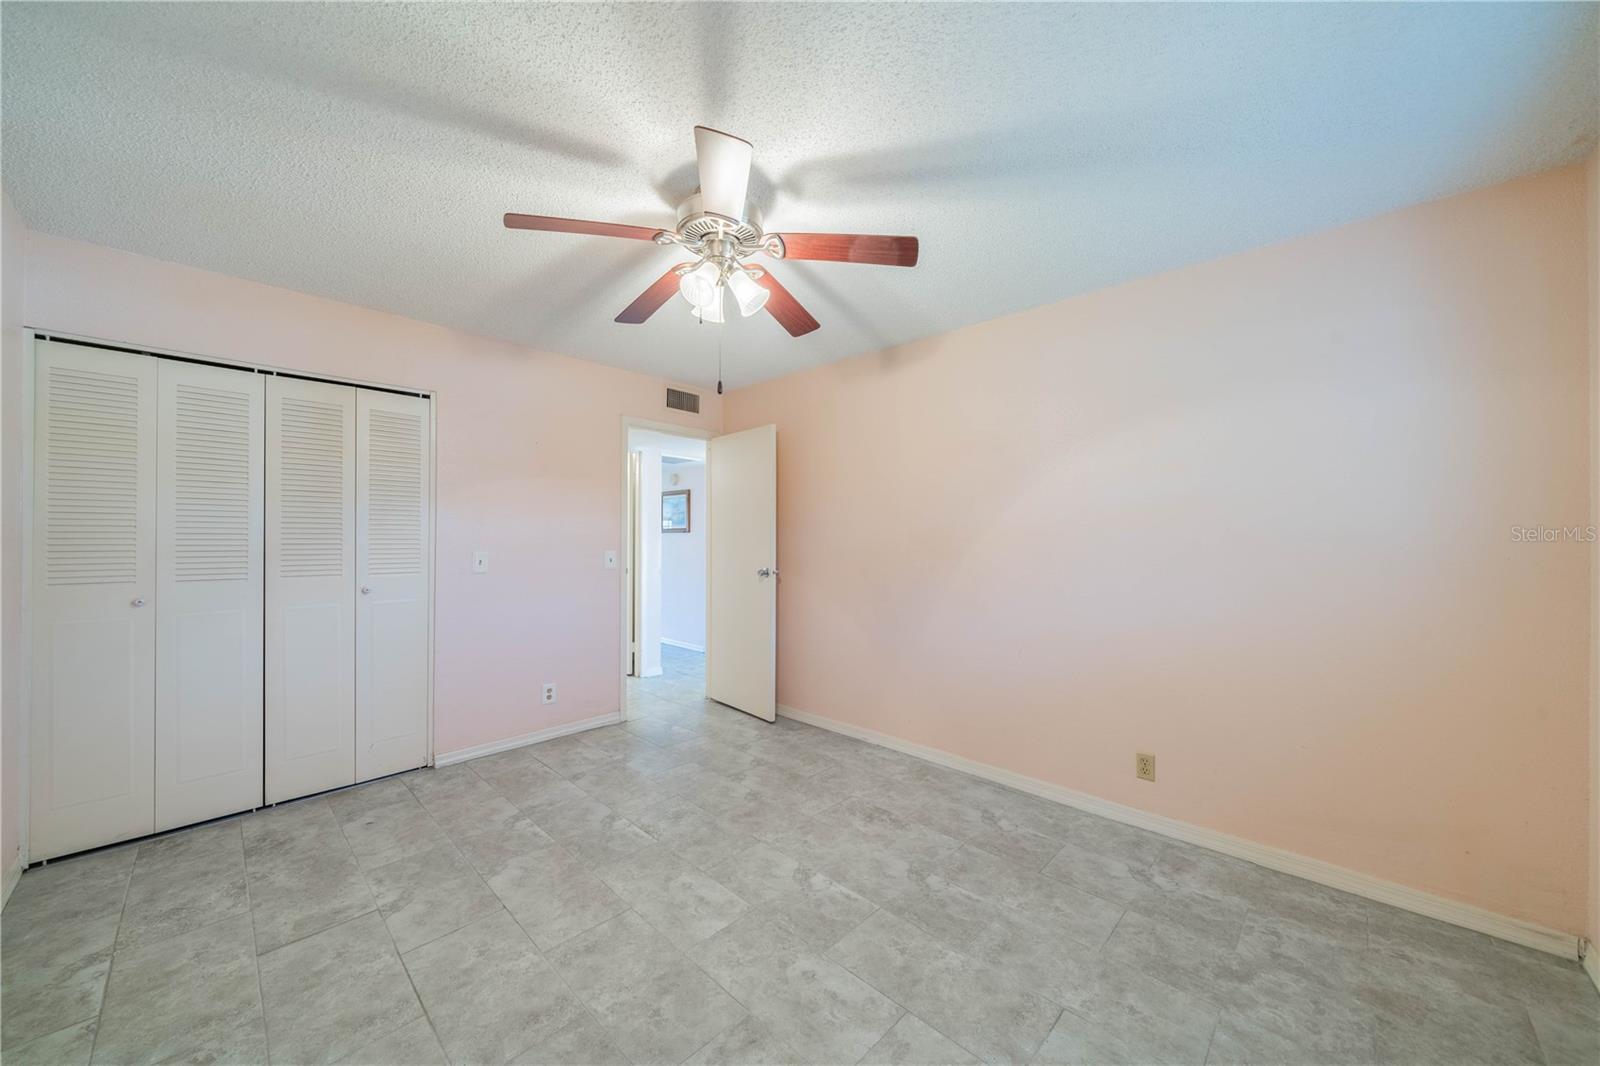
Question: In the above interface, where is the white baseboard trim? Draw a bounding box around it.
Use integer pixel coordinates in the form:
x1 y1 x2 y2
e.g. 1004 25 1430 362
662 639 705 653
435 712 622 767
1584 942 1599 994
777 704 1583 961
2 851 22 910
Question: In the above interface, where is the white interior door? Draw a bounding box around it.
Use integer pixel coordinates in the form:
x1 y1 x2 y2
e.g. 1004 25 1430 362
626 450 640 678
30 340 158 859
266 376 356 802
155 360 264 830
706 424 777 722
355 390 431 780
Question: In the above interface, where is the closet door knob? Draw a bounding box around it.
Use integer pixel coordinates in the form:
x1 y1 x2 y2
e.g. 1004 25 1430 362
131 598 145 608
360 586 371 595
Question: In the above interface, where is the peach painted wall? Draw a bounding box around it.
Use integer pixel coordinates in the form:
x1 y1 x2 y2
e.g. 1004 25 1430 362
1587 150 1599 953
725 163 1593 935
15 228 720 760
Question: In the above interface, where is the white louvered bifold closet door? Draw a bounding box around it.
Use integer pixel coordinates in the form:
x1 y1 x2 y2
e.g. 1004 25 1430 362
266 377 357 803
155 360 265 831
355 390 431 780
30 340 158 859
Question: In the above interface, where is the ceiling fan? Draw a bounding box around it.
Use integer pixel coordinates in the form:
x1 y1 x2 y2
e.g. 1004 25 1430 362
504 126 919 338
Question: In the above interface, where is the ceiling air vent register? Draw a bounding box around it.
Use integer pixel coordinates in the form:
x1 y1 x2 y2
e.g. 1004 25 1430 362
665 387 700 414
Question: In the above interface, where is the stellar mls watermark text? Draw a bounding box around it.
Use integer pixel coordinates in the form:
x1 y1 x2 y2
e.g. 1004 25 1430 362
1510 525 1597 543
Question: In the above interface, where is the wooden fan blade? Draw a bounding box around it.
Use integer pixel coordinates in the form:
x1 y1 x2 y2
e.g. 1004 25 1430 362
774 232 919 267
751 267 820 337
504 213 663 242
616 263 695 324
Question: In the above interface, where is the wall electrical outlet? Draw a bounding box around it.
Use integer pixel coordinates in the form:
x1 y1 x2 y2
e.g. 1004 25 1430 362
542 683 557 705
1135 753 1156 782
472 551 489 574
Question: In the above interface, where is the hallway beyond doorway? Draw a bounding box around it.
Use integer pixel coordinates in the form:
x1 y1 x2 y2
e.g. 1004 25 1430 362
626 644 705 714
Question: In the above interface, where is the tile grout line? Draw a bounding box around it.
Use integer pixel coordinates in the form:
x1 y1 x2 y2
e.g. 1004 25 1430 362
796 902 980 1063
774 825 1094 1065
1086 910 1248 1033
84 847 140 1065
240 793 384 947
339 798 453 1064
1520 1002 1548 1066
108 846 144 948
667 911 762 1060
836 897 1057 1059
1199 1014 1220 1066
255 903 378 960
1099 907 1129 948
1228 904 1248 952
679 1025 740 1065
1025 1007 1066 1065
523 871 630 953
239 825 273 1065
404 767 641 1063
824 927 989 1065
501 903 640 1066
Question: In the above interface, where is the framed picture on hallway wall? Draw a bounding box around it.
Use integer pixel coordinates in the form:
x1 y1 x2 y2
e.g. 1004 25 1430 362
662 489 690 532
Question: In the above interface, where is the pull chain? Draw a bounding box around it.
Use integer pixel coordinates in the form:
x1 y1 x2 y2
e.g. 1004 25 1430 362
696 290 725 394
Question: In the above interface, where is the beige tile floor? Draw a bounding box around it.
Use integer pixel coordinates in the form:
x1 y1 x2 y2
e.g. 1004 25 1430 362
2 644 1596 1065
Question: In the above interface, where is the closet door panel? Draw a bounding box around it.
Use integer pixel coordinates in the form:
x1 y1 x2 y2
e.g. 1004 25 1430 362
30 341 158 859
155 360 265 830
356 390 431 781
266 377 357 802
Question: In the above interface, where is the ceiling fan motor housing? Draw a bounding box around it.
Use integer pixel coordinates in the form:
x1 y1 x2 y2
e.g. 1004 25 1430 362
664 193 781 263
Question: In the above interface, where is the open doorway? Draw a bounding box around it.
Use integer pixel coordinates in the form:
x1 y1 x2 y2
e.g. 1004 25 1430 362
623 425 709 711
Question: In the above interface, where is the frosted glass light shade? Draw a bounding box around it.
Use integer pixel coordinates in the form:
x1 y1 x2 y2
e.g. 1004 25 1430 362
726 268 770 317
693 285 725 323
678 260 720 308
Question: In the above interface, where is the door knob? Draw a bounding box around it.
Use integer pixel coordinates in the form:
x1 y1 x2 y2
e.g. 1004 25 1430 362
756 567 778 578
131 598 145 607
360 586 371 595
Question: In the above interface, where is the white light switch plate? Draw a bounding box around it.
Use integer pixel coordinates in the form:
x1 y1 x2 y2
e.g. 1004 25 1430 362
603 550 618 570
472 551 489 574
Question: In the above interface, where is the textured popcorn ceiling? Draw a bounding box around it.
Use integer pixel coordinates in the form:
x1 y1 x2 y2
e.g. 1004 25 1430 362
3 3 1595 388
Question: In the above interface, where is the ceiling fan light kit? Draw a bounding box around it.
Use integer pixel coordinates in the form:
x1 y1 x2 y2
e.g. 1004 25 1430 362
725 267 769 317
678 259 722 309
504 126 920 340
695 284 726 324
